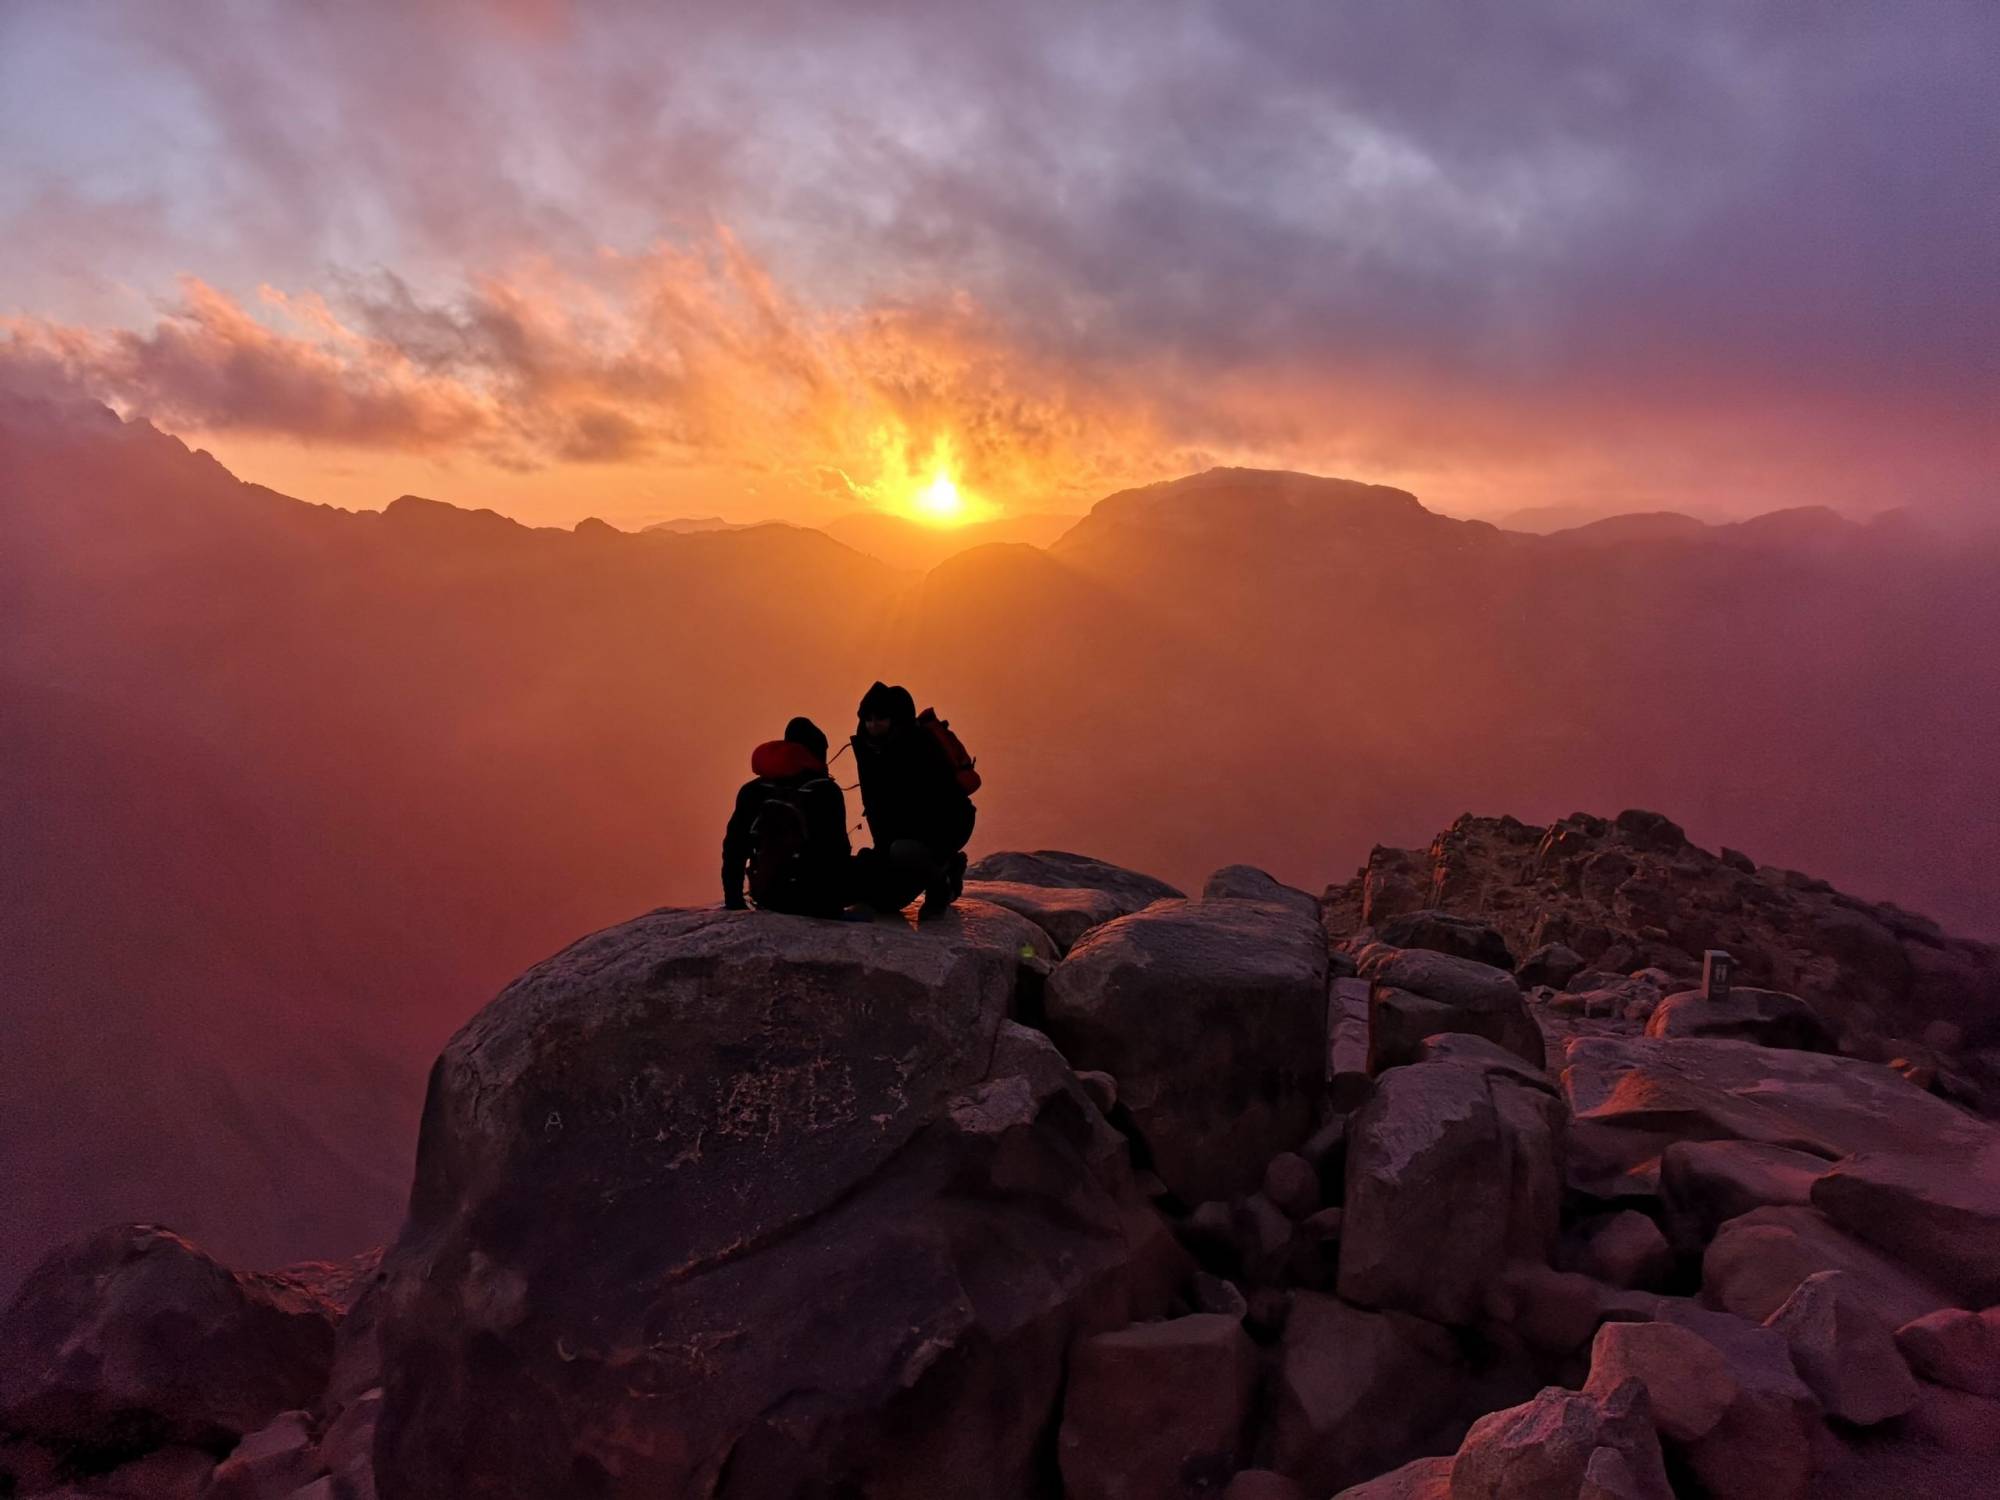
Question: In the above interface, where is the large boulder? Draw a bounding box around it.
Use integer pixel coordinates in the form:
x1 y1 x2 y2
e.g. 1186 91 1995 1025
1057 1313 1257 1500
1810 1144 2000 1306
1374 910 1516 971
1045 899 1330 1203
1269 1293 1463 1494
1895 1307 2000 1398
959 879 1131 954
1357 948 1542 1073
368 905 1182 1500
1447 1379 1672 1500
0 1225 338 1460
1764 1270 1918 1424
1644 988 1837 1053
1583 1321 1740 1445
1651 1303 1821 1500
1204 864 1323 926
1560 1035 1998 1197
1658 1140 1828 1246
1340 1058 1563 1326
1702 1206 1959 1327
966 850 1184 908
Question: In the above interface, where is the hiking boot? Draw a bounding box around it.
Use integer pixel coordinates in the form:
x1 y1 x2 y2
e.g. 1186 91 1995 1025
918 852 968 922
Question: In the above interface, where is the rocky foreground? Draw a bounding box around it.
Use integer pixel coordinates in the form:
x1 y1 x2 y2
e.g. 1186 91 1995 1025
4 814 2000 1499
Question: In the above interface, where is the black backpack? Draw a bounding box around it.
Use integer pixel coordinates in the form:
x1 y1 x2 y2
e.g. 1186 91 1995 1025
746 783 813 909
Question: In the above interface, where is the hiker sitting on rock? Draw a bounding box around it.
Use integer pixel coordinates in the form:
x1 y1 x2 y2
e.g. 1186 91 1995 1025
849 681 979 920
722 716 851 917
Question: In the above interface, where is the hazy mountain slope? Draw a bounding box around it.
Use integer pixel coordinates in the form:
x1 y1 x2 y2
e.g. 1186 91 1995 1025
820 509 1080 571
3 407 1997 1295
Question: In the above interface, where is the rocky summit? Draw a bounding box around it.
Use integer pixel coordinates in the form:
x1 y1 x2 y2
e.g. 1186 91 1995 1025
5 813 2000 1500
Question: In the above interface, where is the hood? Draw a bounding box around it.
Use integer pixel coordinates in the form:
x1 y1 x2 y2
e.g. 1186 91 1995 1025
751 740 825 779
856 680 917 728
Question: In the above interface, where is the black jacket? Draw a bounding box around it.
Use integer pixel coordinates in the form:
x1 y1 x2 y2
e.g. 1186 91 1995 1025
722 741 851 911
851 716 974 854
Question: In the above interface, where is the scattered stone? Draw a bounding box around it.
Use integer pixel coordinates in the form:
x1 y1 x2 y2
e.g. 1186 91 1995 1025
1193 1273 1250 1321
1579 1213 1673 1291
1375 909 1516 971
1584 1320 1739 1443
0 1224 338 1459
1894 1307 2000 1398
1646 987 1837 1053
1483 1263 1604 1357
1339 1061 1561 1326
1047 898 1330 1203
1225 1469 1312 1500
1236 1193 1297 1283
1516 943 1587 991
1328 977 1374 1109
1204 864 1323 926
1561 1036 1997 1198
1810 1144 2000 1306
1058 1314 1258 1500
1654 1302 1821 1500
1359 947 1542 1072
1076 1069 1118 1116
1659 1140 1829 1245
1328 1455 1451 1498
1263 1153 1319 1220
1764 1270 1917 1424
1702 1206 1958 1327
1448 1379 1671 1500
1269 1293 1462 1495
204 1410 321 1500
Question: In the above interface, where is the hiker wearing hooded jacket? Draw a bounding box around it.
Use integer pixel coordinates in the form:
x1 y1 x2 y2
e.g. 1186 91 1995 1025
850 681 976 919
721 716 851 916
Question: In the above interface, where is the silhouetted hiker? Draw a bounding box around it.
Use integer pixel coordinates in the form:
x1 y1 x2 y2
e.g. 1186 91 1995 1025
849 681 978 920
722 717 851 917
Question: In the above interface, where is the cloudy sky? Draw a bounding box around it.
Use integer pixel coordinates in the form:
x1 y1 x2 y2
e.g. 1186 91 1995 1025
1 0 1993 528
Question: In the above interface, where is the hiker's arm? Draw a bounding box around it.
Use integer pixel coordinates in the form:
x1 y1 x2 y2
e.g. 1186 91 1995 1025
721 785 755 908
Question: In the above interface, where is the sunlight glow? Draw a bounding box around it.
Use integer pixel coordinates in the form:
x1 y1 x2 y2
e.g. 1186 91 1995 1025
857 427 993 528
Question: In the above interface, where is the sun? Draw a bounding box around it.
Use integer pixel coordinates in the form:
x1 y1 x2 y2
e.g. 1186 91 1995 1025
915 465 965 522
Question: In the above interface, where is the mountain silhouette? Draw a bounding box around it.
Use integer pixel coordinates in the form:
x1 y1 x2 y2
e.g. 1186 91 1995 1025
3 396 1997 1297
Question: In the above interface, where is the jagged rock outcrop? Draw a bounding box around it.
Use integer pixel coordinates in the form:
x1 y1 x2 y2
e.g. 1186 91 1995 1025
368 903 1182 1499
1328 810 2000 1052
1044 898 1329 1203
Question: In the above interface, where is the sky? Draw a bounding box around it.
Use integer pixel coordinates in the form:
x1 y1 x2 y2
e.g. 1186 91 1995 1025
1 0 1994 531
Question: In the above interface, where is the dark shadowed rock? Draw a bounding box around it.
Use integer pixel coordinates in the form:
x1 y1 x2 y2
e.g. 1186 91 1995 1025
203 1409 319 1500
1358 947 1541 1072
1578 1212 1672 1291
1057 1313 1257 1500
369 906 1181 1500
1584 1320 1739 1443
1895 1306 2000 1397
1045 899 1329 1203
1516 943 1586 991
1204 864 1323 925
1412 1033 1556 1093
1810 1144 2000 1306
1702 1205 1959 1327
1901 1378 2000 1457
1765 1270 1918 1424
960 878 1129 953
0 1225 338 1461
1560 1036 1996 1197
1330 1456 1451 1498
1340 1060 1562 1326
1645 988 1837 1053
1652 1302 1820 1500
1375 910 1516 971
966 849 1184 907
1270 1292 1462 1495
1448 1379 1671 1500
1659 1140 1829 1245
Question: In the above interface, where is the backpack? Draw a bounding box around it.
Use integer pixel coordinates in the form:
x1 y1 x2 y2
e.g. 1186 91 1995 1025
746 785 813 909
917 708 982 795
